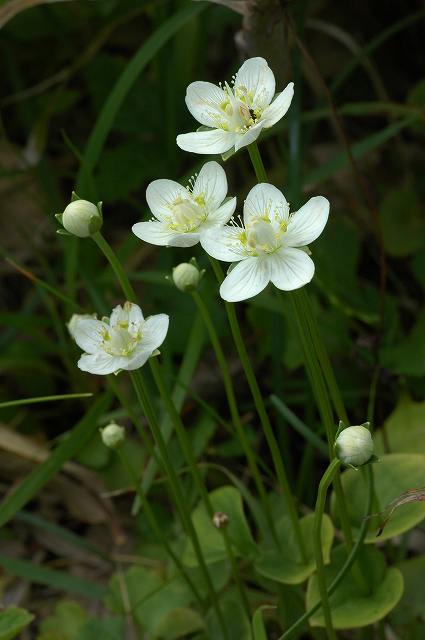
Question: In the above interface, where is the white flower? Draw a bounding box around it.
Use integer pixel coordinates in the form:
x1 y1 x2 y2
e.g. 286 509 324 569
68 302 169 375
201 183 329 302
176 57 294 155
132 161 236 248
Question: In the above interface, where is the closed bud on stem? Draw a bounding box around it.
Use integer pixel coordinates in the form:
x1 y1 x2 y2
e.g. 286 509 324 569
335 424 374 468
58 197 103 238
172 261 203 292
101 422 125 449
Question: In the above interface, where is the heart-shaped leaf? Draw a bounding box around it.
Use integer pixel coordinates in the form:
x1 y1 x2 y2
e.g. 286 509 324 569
306 545 403 628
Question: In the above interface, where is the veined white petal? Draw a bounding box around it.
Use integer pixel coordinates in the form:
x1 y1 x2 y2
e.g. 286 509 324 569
110 302 144 333
123 345 153 371
132 221 178 246
176 129 236 155
167 233 200 248
78 352 126 375
141 314 169 353
243 183 289 225
220 257 270 302
234 121 265 152
269 247 315 291
261 82 294 128
69 317 108 354
200 226 246 262
193 161 228 210
206 196 237 225
234 57 275 109
285 196 329 247
146 179 187 221
185 81 227 128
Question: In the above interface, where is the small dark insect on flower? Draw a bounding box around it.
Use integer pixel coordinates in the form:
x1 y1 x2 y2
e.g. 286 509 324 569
249 108 257 121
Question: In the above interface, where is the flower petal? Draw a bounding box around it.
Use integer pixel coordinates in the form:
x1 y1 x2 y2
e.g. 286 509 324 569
234 121 265 152
220 257 270 302
122 346 153 371
193 161 228 210
269 247 315 291
177 129 236 155
132 221 177 246
200 226 246 262
185 81 227 128
146 179 187 221
285 196 329 247
261 82 294 128
141 314 169 352
243 183 289 225
78 352 125 375
167 233 200 248
68 317 107 354
206 196 237 225
234 57 275 109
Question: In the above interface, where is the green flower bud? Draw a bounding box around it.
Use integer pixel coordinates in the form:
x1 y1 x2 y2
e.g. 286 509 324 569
335 424 374 467
172 262 202 292
61 199 102 238
100 422 125 449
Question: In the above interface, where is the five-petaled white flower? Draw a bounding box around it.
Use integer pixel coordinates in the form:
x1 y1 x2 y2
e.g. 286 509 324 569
132 161 236 248
68 302 169 375
201 183 329 302
176 57 294 155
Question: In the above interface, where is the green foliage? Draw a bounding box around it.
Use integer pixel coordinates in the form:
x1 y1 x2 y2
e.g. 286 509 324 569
306 545 404 628
0 607 34 640
183 486 257 566
333 454 425 542
255 513 334 585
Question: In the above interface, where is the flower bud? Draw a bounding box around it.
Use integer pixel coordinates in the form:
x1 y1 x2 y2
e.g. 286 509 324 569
60 199 102 238
212 511 229 529
100 422 125 449
335 424 374 467
172 262 202 292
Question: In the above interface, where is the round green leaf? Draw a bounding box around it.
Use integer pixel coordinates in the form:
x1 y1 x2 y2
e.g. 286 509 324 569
0 607 34 640
183 486 257 567
306 545 404 629
333 453 425 542
205 589 251 640
154 607 204 639
254 513 334 585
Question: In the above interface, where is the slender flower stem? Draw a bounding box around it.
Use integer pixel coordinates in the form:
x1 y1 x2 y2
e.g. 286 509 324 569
247 143 268 182
130 369 230 640
92 232 136 302
149 358 251 616
247 140 355 554
210 258 307 563
313 458 341 640
191 289 279 547
116 446 204 607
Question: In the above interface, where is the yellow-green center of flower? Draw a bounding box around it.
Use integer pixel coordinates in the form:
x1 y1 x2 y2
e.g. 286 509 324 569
239 218 288 256
168 196 207 233
101 326 141 357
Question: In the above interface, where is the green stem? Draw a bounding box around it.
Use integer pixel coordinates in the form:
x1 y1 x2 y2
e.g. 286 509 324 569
247 143 268 182
149 357 250 617
92 232 136 302
130 369 230 640
278 465 374 640
210 258 307 563
191 289 279 547
116 446 204 608
313 458 341 640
